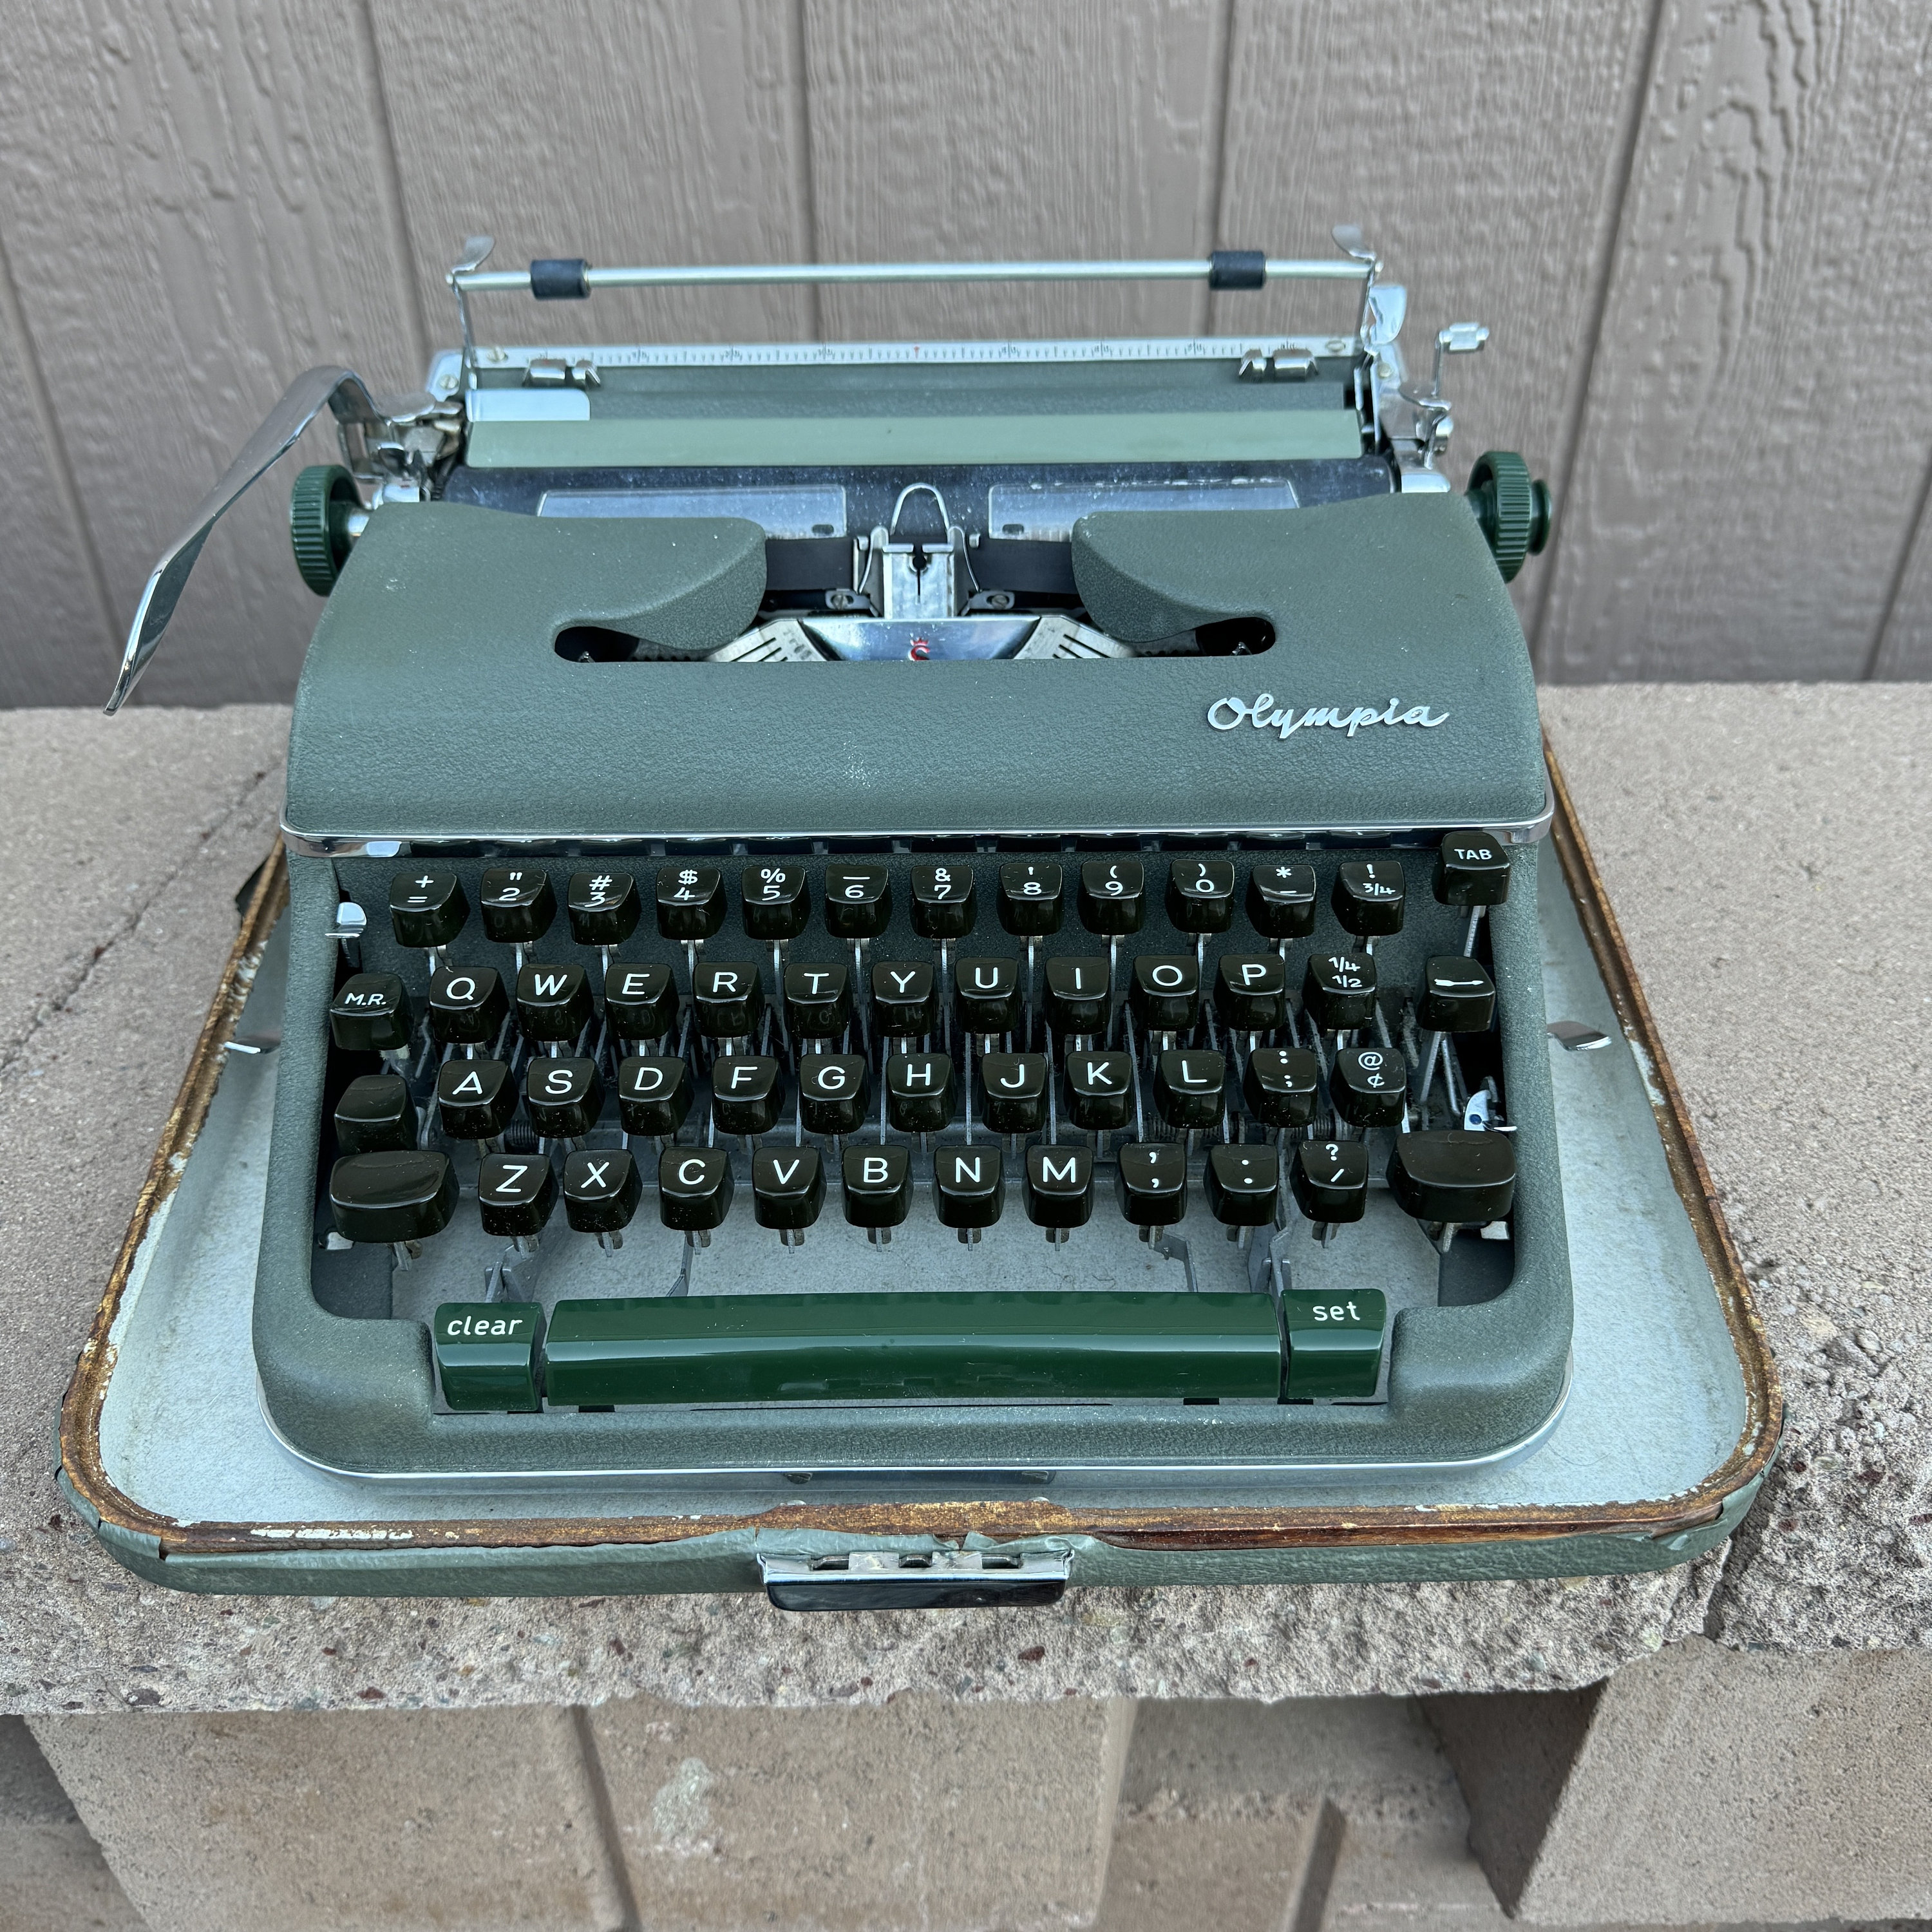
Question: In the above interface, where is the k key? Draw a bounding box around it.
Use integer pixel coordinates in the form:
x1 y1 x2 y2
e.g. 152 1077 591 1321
1064 1050 1133 1132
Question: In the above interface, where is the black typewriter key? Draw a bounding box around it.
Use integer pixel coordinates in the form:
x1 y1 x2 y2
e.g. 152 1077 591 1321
616 1055 692 1139
659 1146 734 1232
1303 952 1378 1032
1332 860 1406 939
798 1054 869 1136
1331 1046 1406 1128
1063 1050 1133 1132
712 1055 782 1137
1291 1139 1370 1224
741 862 810 942
956 957 1022 1036
1215 954 1288 1033
871 961 936 1037
656 864 726 941
887 1052 956 1133
604 962 676 1043
693 960 765 1038
389 867 467 951
1419 956 1496 1034
436 1057 516 1141
911 863 978 940
1206 1143 1280 1229
328 972 412 1054
333 1074 416 1156
429 965 508 1047
935 1144 1005 1238
784 961 852 1039
516 962 593 1044
978 1052 1048 1135
1154 1049 1226 1130
1044 958 1110 1036
1388 1130 1517 1226
477 1151 558 1240
562 1147 642 1236
998 860 1064 936
1077 858 1145 936
524 1056 601 1140
1247 860 1318 940
1130 956 1200 1034
480 867 555 946
753 1146 826 1236
824 862 892 940
1116 1141 1188 1230
1167 857 1236 934
842 1144 913 1238
1435 830 1511 907
567 868 641 947
1025 1144 1095 1233
1243 1047 1320 1129
329 1151 457 1245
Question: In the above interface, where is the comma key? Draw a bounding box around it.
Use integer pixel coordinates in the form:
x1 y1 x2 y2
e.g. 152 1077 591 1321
1115 1141 1188 1235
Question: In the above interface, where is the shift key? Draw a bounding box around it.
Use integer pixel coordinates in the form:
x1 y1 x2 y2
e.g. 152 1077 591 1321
434 1302 545 1412
1281 1289 1386 1399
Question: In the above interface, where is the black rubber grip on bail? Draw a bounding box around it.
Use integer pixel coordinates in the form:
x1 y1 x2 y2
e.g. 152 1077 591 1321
530 258 590 300
1208 249 1266 290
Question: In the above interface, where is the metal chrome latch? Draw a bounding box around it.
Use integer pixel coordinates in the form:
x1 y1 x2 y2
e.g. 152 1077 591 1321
759 1548 1071 1611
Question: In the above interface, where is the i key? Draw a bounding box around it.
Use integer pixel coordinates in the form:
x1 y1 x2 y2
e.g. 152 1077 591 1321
1025 1144 1094 1243
1332 860 1406 946
604 962 676 1047
477 1152 558 1244
524 1057 601 1141
1116 1141 1188 1244
712 1055 782 1139
934 1145 1003 1244
516 962 593 1048
1291 1139 1370 1241
753 1146 825 1246
389 867 467 964
479 867 554 965
616 1055 692 1141
436 1057 516 1144
563 1147 642 1251
978 1052 1048 1137
842 1145 913 1246
334 1074 415 1155
1206 1143 1280 1238
1045 958 1110 1039
1247 860 1318 945
329 972 412 1058
798 1054 869 1137
429 965 507 1050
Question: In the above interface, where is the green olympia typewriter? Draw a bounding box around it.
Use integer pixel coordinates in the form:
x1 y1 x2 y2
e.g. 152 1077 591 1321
66 232 1776 1604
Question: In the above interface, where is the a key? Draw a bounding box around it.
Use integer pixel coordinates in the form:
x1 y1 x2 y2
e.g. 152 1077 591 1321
1332 860 1406 939
477 1151 558 1239
562 1147 642 1236
1418 956 1496 1033
1303 951 1378 1032
1388 1131 1517 1226
978 1052 1048 1135
712 1055 782 1137
1206 1143 1280 1231
567 868 641 947
1282 1289 1387 1398
886 1052 955 1133
435 1057 516 1141
842 1145 912 1242
333 1074 415 1155
1213 955 1288 1034
1044 957 1110 1036
516 962 593 1045
389 867 467 951
1291 1139 1370 1225
997 860 1063 936
616 1055 693 1139
693 960 764 1039
1243 1046 1320 1129
1115 1141 1188 1233
656 864 726 941
524 1056 601 1139
433 1301 544 1411
1063 1050 1133 1132
1166 857 1236 934
824 862 891 940
1154 1049 1226 1130
956 957 1022 1036
1130 956 1200 1034
1077 858 1145 936
604 962 676 1043
871 962 936 1039
479 867 555 946
329 1150 457 1245
752 1146 825 1240
328 972 411 1054
1025 1144 1094 1236
659 1146 734 1233
934 1145 1004 1239
428 965 508 1047
1247 860 1318 940
1435 829 1511 907
911 864 977 940
797 1054 869 1136
784 961 852 1040
741 862 810 942
1331 1045 1406 1128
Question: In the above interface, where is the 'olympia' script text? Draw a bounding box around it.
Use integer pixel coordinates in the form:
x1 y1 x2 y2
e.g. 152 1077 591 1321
1207 694 1450 739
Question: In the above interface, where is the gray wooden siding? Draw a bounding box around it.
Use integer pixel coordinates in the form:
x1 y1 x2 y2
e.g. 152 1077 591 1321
0 0 1925 707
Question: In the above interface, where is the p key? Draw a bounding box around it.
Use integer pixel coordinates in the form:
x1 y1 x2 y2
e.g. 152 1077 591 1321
1215 954 1288 1033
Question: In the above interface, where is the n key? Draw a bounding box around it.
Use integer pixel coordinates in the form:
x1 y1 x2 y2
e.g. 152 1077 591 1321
934 1146 1004 1239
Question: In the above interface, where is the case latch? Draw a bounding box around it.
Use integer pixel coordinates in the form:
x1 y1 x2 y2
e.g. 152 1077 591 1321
759 1548 1070 1612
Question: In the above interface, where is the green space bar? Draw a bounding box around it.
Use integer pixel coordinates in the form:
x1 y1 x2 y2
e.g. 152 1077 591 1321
543 1291 1284 1406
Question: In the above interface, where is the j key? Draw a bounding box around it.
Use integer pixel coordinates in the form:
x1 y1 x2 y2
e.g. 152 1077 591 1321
693 960 764 1037
1332 860 1406 938
712 1054 782 1137
887 1052 956 1133
842 1145 913 1231
1303 952 1378 1031
477 1151 558 1239
978 1052 1048 1135
616 1055 692 1139
479 867 555 945
436 1057 516 1140
604 962 676 1042
1130 956 1200 1034
1206 1143 1280 1229
1115 1141 1188 1229
1044 958 1110 1035
329 972 411 1053
784 961 853 1039
330 1150 457 1245
798 1054 869 1136
1215 954 1288 1032
1077 858 1145 936
1331 1046 1406 1127
956 957 1022 1035
1388 1131 1518 1226
934 1145 1005 1232
741 862 810 941
524 1056 601 1139
1247 860 1318 940
516 963 593 1043
998 860 1064 936
334 1074 416 1155
1435 829 1511 907
389 867 467 951
911 864 978 940
659 1146 734 1232
1418 956 1496 1034
1154 1049 1226 1130
871 961 936 1037
428 965 507 1046
1025 1144 1095 1229
562 1147 642 1235
1243 1047 1320 1129
656 864 726 941
567 868 641 947
1166 857 1236 934
752 1147 826 1231
824 863 892 940
1291 1139 1370 1224
1064 1050 1133 1132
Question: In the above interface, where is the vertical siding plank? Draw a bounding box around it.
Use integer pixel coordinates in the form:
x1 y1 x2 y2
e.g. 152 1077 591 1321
1868 459 1932 679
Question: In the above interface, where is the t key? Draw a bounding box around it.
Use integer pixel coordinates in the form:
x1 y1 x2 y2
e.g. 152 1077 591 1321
824 863 892 940
429 965 507 1047
329 972 411 1054
389 867 467 951
911 864 977 940
998 860 1063 936
784 961 852 1039
1078 858 1145 936
334 1074 415 1155
616 1055 692 1139
479 867 554 946
477 1153 558 1240
1332 860 1406 939
524 1057 601 1139
1167 857 1236 934
567 869 641 947
956 957 1022 1036
741 862 810 942
712 1055 782 1137
978 1052 1048 1135
798 1054 869 1136
436 1057 516 1141
1247 861 1318 940
656 864 726 941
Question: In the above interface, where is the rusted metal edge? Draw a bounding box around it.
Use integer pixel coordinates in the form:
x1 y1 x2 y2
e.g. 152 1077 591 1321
61 759 1781 1568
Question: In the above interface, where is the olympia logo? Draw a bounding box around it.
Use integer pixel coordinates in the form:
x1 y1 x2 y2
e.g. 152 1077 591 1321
1207 694 1450 739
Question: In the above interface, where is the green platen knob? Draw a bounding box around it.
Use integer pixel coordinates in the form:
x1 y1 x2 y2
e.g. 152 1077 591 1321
1466 450 1553 583
289 464 363 596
